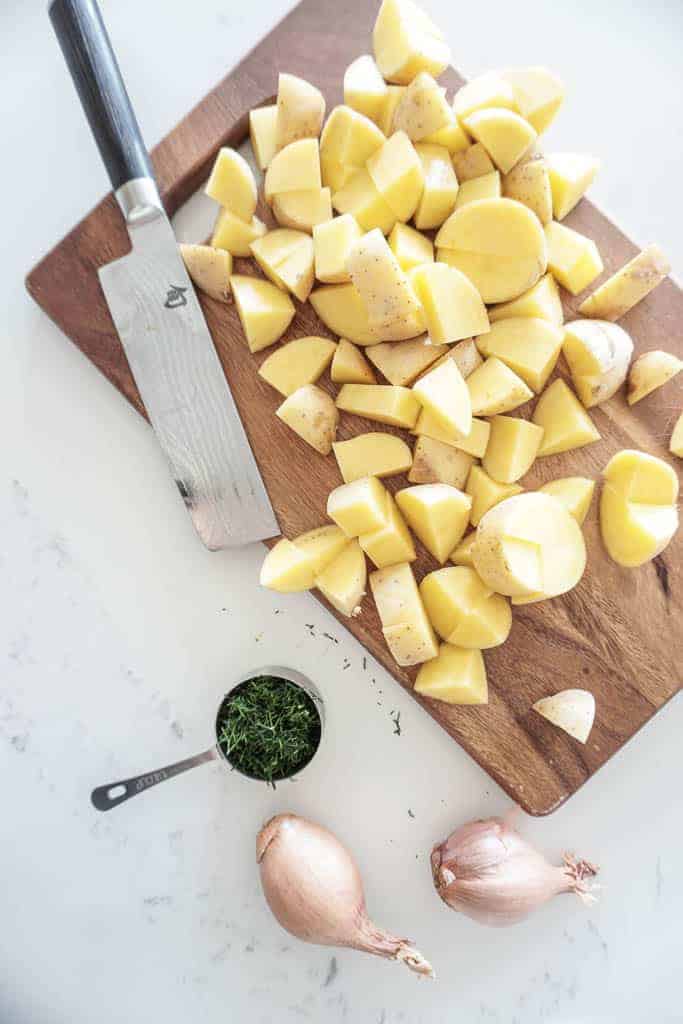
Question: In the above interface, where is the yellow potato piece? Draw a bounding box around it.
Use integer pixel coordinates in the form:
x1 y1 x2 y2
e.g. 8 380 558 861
370 560 425 625
389 222 434 271
272 188 333 233
371 567 439 666
452 143 496 182
428 338 483 379
336 383 420 427
320 105 385 188
466 465 522 527
313 213 362 284
315 539 367 616
249 104 278 170
533 379 601 456
180 244 232 303
327 476 389 536
379 85 407 135
502 67 565 135
539 477 595 525
483 415 544 484
421 109 470 154
331 339 377 384
420 566 511 649
333 167 397 234
473 532 541 597
627 350 682 405
260 538 315 593
502 156 552 225
578 244 671 321
600 485 678 568
413 144 459 229
467 356 533 416
544 221 603 295
396 483 472 563
310 283 379 345
545 153 600 221
603 449 678 505
533 689 595 744
450 530 477 566
373 0 451 85
393 72 451 140
488 273 563 327
453 73 518 121
454 171 501 210
230 275 295 352
211 210 267 257
367 131 425 222
333 432 413 483
277 384 338 454
366 337 448 386
275 73 325 152
462 107 537 175
347 229 424 333
359 493 416 567
258 336 336 396
413 358 472 437
250 229 315 302
670 412 683 458
436 198 548 303
409 436 473 488
410 262 490 343
292 524 349 575
413 411 490 458
265 139 321 201
476 317 564 392
205 148 258 222
563 319 633 408
343 55 388 124
414 643 488 705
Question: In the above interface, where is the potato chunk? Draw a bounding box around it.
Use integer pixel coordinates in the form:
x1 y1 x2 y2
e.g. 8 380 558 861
545 153 600 220
421 109 470 154
503 157 552 225
347 229 424 335
409 436 473 488
450 531 477 566
462 107 537 174
670 412 683 458
370 561 439 666
333 432 413 482
180 244 232 303
378 85 407 135
396 483 472 562
367 132 425 222
539 477 595 525
467 357 533 416
476 317 564 393
488 273 563 327
409 262 489 343
366 337 448 386
483 415 544 484
578 245 671 321
454 171 501 210
466 465 522 526
392 72 451 140
343 55 387 124
310 283 378 344
265 139 321 201
331 339 376 384
544 221 603 295
420 566 511 649
600 450 679 567
250 229 315 302
315 539 367 616
230 275 295 352
372 0 451 85
414 411 490 458
453 73 518 121
292 524 349 574
563 320 633 407
413 358 472 437
277 385 338 454
333 168 397 234
205 148 257 222
327 476 389 536
533 379 600 456
389 222 434 271
275 73 326 152
258 336 336 396
452 143 496 182
313 213 362 283
272 188 333 233
627 350 682 405
249 104 278 170
414 144 459 229
320 105 385 190
359 493 416 567
533 689 595 744
211 210 267 257
501 67 565 134
336 383 421 427
414 643 488 705
260 538 315 593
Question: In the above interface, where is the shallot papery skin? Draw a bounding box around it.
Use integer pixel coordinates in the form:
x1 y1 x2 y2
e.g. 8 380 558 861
257 813 434 976
431 815 598 927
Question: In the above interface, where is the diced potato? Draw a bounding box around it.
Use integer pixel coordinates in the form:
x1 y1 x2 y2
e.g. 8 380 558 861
467 357 533 415
344 55 388 124
670 412 683 458
331 339 377 384
545 153 600 220
627 350 682 405
333 168 397 234
533 689 595 744
600 450 679 567
476 317 564 392
410 262 490 343
205 147 258 222
383 617 440 666
370 561 439 666
265 139 321 201
413 144 459 229
563 319 634 407
249 104 278 170
446 338 484 379
366 337 448 386
539 477 595 525
603 449 678 505
320 105 385 189
313 214 362 284
452 143 496 182
277 384 338 454
502 156 552 225
453 72 518 121
450 530 477 566
315 539 367 616
396 483 472 562
272 188 333 233
578 245 671 321
483 415 544 484
421 108 470 154
532 378 600 456
347 229 424 334
359 493 416 567
275 73 326 152
336 383 420 427
250 229 315 302
372 0 450 85
310 283 379 344
258 336 336 396
453 171 501 210
260 538 315 592
466 465 522 526
462 107 537 174
393 73 451 140
436 198 548 303
180 244 232 303
230 275 295 352
420 566 511 648
414 411 490 458
409 436 473 488
333 432 412 482
413 358 472 437
544 221 603 295
414 643 488 705
379 85 407 135
389 222 434 271
488 273 563 327
502 67 565 134
367 132 425 222
211 210 267 257
292 524 349 575
327 475 389 536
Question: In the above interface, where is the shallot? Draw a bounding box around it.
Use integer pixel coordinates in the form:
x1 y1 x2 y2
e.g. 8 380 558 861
257 813 434 976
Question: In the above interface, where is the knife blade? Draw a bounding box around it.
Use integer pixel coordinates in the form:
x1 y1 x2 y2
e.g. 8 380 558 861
49 0 279 550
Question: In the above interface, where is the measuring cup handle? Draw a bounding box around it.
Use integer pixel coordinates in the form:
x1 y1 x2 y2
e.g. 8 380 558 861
91 747 218 811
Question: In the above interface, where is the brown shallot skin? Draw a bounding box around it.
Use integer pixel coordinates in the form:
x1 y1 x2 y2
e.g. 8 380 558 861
431 815 598 927
257 813 434 976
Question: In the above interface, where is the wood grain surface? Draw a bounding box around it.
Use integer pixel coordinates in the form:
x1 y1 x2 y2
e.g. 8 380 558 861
26 0 682 814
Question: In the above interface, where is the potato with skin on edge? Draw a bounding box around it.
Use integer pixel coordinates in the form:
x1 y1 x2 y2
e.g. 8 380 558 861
414 643 488 705
533 379 601 456
416 338 483 381
367 131 425 222
421 108 470 155
250 230 315 302
503 157 552 225
347 229 424 334
539 478 595 525
211 210 267 257
453 72 518 121
562 320 634 408
379 85 406 135
205 147 258 222
180 244 232 303
413 358 472 437
249 105 278 169
343 55 387 124
409 262 489 343
292 524 349 575
413 411 490 458
332 433 413 483
414 144 459 230
336 383 420 428
466 465 522 527
230 275 295 352
359 493 416 567
396 483 472 563
627 351 682 405
260 538 315 593
476 317 564 393
545 153 600 220
420 566 511 649
452 143 496 182
372 0 451 85
489 273 563 327
409 435 473 489
320 105 385 191
366 337 448 386
272 188 333 233
467 357 533 416
544 221 603 295
392 73 452 141
450 530 477 566
276 385 338 455
462 107 537 175
483 415 544 484
389 222 434 271
370 561 439 666
258 336 336 396
265 139 321 202
327 476 389 536
315 539 367 617
333 168 397 235
310 283 379 345
533 690 595 744
331 339 376 384
275 73 325 152
454 171 501 210
578 244 671 321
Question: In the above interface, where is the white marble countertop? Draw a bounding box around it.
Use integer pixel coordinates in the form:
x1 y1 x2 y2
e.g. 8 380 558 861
2 1 681 1021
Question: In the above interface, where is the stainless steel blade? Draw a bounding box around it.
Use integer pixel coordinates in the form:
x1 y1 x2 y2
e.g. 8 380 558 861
98 208 278 550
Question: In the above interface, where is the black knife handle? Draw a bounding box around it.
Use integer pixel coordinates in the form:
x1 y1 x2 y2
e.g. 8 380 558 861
49 0 154 192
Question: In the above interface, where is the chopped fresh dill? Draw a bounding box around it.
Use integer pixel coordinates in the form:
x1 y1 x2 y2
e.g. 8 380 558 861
216 675 321 784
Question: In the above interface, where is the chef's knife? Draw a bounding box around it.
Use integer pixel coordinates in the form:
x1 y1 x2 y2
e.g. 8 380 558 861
49 0 279 550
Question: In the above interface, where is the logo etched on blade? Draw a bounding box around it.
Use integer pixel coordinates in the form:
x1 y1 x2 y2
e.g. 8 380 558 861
164 285 188 309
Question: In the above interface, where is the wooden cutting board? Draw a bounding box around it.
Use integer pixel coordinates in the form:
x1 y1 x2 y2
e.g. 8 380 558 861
26 0 682 815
